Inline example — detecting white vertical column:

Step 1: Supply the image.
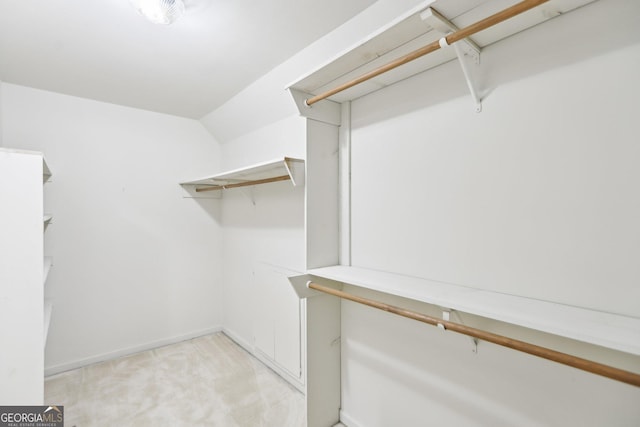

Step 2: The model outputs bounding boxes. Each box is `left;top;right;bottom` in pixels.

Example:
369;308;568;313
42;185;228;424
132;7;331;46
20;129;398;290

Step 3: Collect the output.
338;102;351;266
306;119;339;269
305;119;341;427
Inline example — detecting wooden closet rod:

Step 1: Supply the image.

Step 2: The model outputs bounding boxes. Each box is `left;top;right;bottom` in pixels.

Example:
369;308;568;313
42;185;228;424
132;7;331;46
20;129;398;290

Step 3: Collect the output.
305;0;549;106
307;281;640;387
195;175;291;192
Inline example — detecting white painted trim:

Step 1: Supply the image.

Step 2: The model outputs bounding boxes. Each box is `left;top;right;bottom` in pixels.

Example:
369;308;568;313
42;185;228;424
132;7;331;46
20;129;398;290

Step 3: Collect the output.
339;410;363;427
223;328;306;394
220;327;254;354
44;326;223;377
288;89;341;126
254;349;305;393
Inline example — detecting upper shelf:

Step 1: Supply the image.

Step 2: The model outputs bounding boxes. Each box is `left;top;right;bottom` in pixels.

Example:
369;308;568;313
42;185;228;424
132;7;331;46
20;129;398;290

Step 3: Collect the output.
300;265;640;356
0;148;52;182
180;157;305;196
287;0;596;108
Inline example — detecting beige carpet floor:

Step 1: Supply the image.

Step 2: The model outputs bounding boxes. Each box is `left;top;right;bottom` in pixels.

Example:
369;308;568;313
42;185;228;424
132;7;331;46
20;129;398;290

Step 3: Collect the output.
44;332;306;426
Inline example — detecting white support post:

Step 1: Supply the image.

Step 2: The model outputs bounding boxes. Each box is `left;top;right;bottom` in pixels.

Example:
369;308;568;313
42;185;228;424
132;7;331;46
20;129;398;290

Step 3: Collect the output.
338;101;351;266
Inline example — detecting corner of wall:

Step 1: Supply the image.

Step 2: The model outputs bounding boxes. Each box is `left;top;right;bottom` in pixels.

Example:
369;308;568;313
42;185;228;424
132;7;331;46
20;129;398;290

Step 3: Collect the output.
199;0;427;144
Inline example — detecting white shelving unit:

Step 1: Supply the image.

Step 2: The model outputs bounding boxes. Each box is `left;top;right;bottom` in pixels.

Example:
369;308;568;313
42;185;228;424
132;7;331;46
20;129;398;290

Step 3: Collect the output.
181;156;309;392
0;148;51;404
284;3;634;425
180;157;304;197
302;265;640;356
288;0;596;115
42;160;53;349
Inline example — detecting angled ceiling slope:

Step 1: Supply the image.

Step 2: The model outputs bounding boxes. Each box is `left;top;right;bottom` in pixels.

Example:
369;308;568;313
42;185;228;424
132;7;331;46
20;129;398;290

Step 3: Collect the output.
0;0;377;118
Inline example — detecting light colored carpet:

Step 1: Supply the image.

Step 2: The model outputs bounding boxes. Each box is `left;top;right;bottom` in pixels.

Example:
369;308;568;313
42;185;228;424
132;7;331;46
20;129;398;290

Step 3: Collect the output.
45;332;306;426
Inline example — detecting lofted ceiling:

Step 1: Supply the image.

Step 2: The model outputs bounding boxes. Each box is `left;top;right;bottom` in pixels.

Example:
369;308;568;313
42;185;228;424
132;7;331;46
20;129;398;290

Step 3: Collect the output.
0;0;377;118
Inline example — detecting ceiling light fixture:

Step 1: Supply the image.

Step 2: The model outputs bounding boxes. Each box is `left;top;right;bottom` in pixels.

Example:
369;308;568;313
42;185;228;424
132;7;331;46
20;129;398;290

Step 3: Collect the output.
130;0;185;25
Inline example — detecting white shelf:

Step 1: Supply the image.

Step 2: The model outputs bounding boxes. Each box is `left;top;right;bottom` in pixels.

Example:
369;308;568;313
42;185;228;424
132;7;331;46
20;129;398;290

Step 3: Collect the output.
43;214;53;227
43;257;53;285
0;147;51;182
306;265;640;356
288;0;595;105
44;302;53;346
42;158;51;183
180;157;304;194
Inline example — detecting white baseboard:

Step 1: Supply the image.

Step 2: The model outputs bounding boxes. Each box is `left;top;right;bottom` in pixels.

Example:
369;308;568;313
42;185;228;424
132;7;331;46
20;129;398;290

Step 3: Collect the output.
339;410;362;427
222;328;305;394
253;348;305;393
44;326;223;377
220;327;254;355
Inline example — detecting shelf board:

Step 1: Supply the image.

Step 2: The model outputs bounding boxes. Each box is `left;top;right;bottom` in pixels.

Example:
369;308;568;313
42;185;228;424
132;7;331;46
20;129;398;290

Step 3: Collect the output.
43;257;53;285
288;0;596;105
180;157;304;196
0;147;52;181
306;265;640;356
44;302;53;346
42;157;52;183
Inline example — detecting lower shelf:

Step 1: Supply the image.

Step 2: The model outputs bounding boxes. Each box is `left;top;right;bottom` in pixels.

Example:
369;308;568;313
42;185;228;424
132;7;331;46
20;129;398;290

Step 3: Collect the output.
44;302;53;346
306;265;640;356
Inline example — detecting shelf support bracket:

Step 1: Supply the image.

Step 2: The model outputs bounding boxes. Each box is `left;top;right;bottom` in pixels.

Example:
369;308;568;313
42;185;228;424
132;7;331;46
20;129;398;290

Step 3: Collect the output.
439;309;478;353
452;41;482;113
452;309;479;353
239;187;256;206
422;7;483;112
437;309;450;331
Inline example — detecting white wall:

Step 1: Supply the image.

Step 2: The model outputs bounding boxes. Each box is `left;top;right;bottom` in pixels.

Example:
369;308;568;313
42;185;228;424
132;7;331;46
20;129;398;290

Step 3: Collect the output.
343;0;640;425
199;0;430;361
220;115;306;381
350;0;640;317
200;1;429;362
1;83;223;374
200;0;428;143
